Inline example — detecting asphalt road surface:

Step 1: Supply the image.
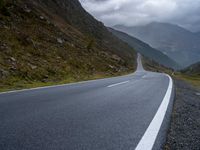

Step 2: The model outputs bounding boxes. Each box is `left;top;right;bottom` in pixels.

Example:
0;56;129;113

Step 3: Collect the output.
0;55;174;150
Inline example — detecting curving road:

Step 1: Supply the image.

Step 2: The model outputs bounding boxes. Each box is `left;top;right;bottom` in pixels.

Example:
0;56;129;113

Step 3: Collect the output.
0;54;174;150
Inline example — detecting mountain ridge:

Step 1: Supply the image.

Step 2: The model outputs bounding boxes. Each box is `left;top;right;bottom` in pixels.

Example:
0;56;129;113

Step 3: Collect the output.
109;28;180;70
181;61;200;75
114;22;200;67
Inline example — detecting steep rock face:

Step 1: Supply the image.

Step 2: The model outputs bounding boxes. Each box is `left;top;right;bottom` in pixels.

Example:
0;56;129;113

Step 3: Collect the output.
0;0;136;90
114;22;200;67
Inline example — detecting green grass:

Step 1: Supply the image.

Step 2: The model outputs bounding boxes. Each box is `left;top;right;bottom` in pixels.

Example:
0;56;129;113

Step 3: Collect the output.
174;73;200;89
0;71;133;93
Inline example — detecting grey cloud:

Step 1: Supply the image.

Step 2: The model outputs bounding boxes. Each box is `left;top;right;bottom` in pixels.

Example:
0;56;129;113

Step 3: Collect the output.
80;0;200;31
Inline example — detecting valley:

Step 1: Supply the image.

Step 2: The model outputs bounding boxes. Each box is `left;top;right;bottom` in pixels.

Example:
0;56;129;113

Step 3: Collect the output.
114;22;200;67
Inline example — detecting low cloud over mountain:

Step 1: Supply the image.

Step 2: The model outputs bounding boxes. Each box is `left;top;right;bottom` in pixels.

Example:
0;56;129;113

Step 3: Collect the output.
80;0;200;32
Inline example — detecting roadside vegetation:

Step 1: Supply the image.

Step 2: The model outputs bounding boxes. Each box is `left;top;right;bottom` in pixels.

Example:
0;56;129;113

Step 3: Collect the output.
173;73;200;89
177;62;200;89
0;72;133;92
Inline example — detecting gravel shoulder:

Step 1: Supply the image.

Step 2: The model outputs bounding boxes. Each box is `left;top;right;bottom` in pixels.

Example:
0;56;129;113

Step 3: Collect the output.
165;79;200;150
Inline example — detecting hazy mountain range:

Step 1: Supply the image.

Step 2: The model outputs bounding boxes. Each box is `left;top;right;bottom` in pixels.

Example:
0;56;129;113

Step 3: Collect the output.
109;28;180;70
114;22;200;67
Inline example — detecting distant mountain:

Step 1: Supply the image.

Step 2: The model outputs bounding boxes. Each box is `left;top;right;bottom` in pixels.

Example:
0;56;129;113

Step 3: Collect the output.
0;0;136;89
114;22;200;67
181;62;200;75
109;28;180;70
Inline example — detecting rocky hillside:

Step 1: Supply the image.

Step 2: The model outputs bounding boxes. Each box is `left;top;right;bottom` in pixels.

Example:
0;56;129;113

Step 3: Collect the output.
114;22;200;67
0;0;136;91
109;28;180;70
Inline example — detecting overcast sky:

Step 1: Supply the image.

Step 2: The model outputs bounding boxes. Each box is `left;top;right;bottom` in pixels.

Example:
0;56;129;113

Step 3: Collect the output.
79;0;200;32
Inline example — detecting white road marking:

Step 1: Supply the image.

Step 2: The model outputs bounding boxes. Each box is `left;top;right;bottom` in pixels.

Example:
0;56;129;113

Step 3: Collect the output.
135;74;173;150
0;73;136;95
107;81;130;88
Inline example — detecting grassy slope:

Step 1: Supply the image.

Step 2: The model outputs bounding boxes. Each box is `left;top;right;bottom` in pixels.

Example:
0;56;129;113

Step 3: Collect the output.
174;74;200;89
178;62;200;89
0;0;136;92
32;0;136;62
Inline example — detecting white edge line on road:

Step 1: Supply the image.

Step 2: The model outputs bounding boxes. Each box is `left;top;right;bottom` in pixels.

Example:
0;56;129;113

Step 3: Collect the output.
135;74;173;150
0;79;105;95
0;73;135;95
107;81;130;88
0;79;112;95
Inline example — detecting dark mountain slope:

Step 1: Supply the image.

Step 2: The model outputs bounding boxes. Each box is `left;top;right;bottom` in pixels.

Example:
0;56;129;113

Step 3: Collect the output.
109;28;180;70
114;22;200;67
30;0;135;61
181;62;200;75
0;0;136;91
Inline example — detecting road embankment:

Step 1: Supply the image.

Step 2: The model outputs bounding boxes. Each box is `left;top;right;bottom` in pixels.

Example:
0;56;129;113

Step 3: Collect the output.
165;79;200;150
